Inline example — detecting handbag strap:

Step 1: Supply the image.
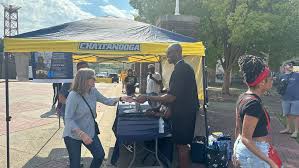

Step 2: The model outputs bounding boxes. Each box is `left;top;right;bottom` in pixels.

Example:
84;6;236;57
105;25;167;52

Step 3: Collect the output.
81;95;96;120
263;107;271;132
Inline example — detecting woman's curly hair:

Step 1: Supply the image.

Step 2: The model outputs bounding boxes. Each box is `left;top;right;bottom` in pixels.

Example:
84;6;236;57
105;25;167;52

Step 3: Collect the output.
238;55;266;85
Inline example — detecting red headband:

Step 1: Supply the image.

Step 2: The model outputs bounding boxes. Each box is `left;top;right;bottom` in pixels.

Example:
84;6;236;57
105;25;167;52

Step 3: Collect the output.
247;67;271;86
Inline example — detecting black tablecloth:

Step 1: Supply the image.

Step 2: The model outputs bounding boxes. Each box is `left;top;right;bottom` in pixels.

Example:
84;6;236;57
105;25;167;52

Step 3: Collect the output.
110;102;172;166
113;102;171;142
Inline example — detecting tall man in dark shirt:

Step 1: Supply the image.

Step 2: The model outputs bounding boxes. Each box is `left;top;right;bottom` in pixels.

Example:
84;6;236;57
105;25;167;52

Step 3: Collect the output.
136;44;199;168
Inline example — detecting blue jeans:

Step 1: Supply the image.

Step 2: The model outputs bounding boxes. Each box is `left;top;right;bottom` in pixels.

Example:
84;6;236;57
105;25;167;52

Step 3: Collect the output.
234;136;270;168
64;136;105;168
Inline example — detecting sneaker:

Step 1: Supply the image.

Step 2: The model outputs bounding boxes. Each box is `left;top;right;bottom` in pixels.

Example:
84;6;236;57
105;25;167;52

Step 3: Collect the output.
279;129;292;134
291;132;298;138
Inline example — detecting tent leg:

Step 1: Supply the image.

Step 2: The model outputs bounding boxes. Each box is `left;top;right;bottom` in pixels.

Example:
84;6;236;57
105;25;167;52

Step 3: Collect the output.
202;57;209;167
5;52;11;168
58;112;61;129
202;57;209;142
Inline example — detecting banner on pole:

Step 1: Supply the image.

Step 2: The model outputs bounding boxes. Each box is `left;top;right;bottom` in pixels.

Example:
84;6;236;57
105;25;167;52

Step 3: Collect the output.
32;52;73;83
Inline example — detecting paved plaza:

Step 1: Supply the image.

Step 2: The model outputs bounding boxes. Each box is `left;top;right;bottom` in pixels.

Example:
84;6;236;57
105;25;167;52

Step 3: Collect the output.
0;82;299;168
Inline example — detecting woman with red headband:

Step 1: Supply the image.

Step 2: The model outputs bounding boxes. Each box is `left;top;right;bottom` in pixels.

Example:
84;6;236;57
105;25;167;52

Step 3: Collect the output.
233;55;279;168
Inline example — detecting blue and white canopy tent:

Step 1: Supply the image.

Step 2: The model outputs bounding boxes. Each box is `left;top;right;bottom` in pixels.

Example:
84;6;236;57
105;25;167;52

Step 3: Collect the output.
3;16;208;167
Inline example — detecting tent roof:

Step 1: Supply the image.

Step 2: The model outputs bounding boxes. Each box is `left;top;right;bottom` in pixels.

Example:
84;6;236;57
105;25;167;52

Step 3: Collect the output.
13;17;197;43
4;17;205;57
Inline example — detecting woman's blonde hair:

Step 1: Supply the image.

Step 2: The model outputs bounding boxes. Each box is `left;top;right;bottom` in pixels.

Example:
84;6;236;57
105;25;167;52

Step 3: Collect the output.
72;68;95;95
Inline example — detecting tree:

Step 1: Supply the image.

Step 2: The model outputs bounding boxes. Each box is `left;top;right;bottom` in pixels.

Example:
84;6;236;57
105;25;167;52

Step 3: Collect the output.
130;0;299;94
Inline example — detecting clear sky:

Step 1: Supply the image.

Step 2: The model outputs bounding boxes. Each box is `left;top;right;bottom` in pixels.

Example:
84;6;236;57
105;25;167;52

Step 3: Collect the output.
0;0;136;36
78;0;135;18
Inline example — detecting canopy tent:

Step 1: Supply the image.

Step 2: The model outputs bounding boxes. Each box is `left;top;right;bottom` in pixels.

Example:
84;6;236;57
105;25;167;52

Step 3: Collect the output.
4;17;204;55
3;16;208;168
4;16;205;97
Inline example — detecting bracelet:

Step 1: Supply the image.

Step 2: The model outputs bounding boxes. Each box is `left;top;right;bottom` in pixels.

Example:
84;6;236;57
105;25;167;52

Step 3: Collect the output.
119;97;122;101
78;131;84;138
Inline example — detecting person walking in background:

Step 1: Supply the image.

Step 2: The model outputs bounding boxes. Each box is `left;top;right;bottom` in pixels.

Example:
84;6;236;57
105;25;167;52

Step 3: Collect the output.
120;70;127;93
58;61;89;122
136;44;199;168
279;61;299;138
146;64;162;95
63;68;132;168
124;69;137;96
52;83;62;109
234;55;279;168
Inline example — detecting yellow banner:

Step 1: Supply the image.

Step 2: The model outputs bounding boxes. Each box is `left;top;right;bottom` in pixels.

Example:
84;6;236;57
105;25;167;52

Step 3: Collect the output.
4;38;205;57
4;38;206;99
73;55;160;63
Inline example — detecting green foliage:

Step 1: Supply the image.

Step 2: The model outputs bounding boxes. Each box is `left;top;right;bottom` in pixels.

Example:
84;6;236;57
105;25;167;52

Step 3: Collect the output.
0;38;3;52
130;0;298;69
130;0;175;23
130;0;299;93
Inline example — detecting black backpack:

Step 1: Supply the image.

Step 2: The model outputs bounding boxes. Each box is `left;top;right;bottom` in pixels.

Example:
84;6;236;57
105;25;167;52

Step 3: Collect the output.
276;73;293;95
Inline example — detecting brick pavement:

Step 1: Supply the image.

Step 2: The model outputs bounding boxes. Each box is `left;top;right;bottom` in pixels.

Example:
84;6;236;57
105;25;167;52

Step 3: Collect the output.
266;97;299;168
1;82;299;167
0;82;120;168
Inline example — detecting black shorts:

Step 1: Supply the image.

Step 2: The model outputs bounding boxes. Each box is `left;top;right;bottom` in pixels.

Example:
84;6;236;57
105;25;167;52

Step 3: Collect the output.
171;111;196;145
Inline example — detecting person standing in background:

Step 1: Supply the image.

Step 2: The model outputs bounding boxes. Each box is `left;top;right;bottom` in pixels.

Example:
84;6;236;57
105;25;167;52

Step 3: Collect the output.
52;83;62;109
120;70;127;93
124;69;137;96
279;61;299;138
146;64;162;95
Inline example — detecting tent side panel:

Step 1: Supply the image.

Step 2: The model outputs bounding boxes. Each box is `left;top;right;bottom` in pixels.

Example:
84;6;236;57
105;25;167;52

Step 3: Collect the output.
161;56;204;100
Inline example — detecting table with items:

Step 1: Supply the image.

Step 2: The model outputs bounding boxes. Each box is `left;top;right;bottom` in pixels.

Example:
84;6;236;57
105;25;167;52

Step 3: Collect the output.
111;101;172;168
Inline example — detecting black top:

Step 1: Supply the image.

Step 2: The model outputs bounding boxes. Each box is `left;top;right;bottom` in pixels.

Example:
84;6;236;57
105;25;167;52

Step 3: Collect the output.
124;75;137;85
168;60;199;116
167;60;199;144
238;94;268;138
125;75;137;95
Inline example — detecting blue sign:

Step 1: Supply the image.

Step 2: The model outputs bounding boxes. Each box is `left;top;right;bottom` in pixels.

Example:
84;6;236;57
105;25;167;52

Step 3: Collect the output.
32;52;73;83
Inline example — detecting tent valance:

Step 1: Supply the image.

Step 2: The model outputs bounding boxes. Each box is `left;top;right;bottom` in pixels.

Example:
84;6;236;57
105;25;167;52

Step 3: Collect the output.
4;38;205;57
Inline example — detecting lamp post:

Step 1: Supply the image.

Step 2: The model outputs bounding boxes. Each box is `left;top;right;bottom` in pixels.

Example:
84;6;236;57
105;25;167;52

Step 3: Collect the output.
175;0;180;15
2;3;21;168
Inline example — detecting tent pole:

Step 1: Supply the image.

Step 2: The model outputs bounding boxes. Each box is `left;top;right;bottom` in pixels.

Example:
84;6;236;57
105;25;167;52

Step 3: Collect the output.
202;57;209;144
5;52;11;168
159;56;163;90
159;56;162;79
139;62;142;93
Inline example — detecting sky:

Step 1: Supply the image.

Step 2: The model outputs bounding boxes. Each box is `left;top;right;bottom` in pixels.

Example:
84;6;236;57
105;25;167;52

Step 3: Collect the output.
0;0;136;37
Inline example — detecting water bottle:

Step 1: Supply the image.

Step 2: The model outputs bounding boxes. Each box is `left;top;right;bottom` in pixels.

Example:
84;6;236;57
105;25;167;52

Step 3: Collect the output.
135;102;141;112
159;117;164;133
